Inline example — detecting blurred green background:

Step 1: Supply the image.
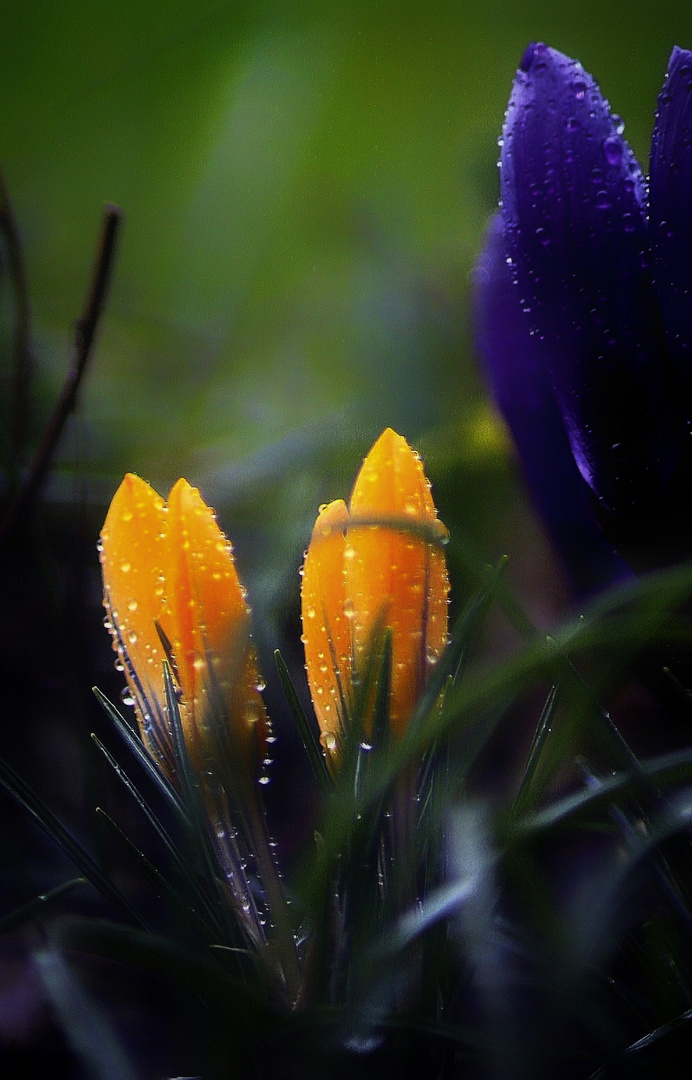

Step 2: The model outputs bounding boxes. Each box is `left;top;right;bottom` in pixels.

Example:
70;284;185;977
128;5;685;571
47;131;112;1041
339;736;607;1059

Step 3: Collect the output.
2;0;692;600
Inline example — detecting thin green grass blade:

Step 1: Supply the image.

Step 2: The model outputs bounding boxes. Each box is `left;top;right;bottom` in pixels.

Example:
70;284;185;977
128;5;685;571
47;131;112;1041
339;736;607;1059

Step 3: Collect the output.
198;636;303;1001
511;683;560;817
0;877;86;934
92;686;188;824
91;734;186;870
0;755;146;927
274;648;332;795
90;734;224;936
162;661;262;954
511;746;692;838
576;758;692;940
162;663;225;882
369;628;392;758
587;1007;692;1080
95;808;222;946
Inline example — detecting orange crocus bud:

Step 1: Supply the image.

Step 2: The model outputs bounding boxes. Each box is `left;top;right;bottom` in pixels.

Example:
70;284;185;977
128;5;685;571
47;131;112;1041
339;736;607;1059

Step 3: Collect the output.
301;428;449;760
300;499;352;760
100;474;267;778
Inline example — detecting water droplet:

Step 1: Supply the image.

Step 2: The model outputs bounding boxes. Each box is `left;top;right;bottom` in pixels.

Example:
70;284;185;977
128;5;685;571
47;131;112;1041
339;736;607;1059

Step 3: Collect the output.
573;80;587;100
320;730;337;753
305;606;316;620
603;137;622;165
127;631;138;645
595;189;611;210
120;687;135;707
519;41;546;73
127;599;138;612
120;561;131;574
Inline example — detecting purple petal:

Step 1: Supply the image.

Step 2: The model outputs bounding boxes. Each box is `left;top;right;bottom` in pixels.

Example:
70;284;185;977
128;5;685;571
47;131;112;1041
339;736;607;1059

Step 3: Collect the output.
474;215;630;595
501;43;678;519
650;47;692;387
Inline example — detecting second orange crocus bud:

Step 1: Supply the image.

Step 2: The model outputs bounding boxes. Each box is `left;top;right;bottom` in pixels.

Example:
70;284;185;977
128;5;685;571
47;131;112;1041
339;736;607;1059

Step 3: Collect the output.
99;474;267;778
301;428;450;761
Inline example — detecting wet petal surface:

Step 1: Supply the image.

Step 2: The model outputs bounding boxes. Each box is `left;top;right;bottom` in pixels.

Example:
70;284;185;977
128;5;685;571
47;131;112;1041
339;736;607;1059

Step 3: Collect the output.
347;428;449;736
501;43;677;516
301;499;351;759
650;46;692;401
474;215;630;595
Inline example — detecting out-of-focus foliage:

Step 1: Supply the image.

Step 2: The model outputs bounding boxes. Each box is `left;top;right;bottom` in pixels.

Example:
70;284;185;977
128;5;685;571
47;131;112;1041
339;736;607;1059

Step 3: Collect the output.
3;1;690;553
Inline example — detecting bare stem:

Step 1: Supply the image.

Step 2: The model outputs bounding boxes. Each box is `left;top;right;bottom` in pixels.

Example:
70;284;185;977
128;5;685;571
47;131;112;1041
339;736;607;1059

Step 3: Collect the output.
0;203;122;546
0;170;33;471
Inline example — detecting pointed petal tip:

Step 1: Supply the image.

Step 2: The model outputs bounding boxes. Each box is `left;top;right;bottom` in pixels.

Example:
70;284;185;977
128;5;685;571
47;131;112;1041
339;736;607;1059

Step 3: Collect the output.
370;426;405;452
518;41;546;73
102;473;164;536
669;45;692;72
167;476;198;509
313;499;349;537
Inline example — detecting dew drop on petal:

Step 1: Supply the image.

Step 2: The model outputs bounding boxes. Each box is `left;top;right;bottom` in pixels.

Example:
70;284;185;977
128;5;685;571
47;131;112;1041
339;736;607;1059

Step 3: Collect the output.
320;730;337;753
603;136;623;166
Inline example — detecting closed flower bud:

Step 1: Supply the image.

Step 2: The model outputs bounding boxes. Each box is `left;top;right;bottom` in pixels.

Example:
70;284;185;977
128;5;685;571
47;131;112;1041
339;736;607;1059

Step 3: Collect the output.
100;474;267;778
301;428;449;762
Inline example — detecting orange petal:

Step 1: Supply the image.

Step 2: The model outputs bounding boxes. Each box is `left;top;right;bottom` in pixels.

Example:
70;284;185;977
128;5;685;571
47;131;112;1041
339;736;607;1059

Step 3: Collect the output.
301;499;351;759
99;474;172;766
347;428;449;736
162;479;267;765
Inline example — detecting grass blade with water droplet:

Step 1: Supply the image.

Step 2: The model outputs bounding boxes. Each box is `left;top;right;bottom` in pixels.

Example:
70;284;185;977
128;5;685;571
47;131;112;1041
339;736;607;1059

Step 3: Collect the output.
511;683;560;817
0;877;86;934
95;807;223;947
274;648;332;795
93;686;188;824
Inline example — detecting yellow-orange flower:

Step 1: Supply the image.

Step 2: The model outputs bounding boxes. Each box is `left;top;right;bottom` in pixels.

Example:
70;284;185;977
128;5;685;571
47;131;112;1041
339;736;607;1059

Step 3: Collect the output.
301;428;449;760
99;474;267;777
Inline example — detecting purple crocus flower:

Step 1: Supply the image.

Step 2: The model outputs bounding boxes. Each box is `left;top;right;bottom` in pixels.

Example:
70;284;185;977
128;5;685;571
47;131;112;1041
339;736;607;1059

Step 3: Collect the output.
475;214;631;595
475;43;692;575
